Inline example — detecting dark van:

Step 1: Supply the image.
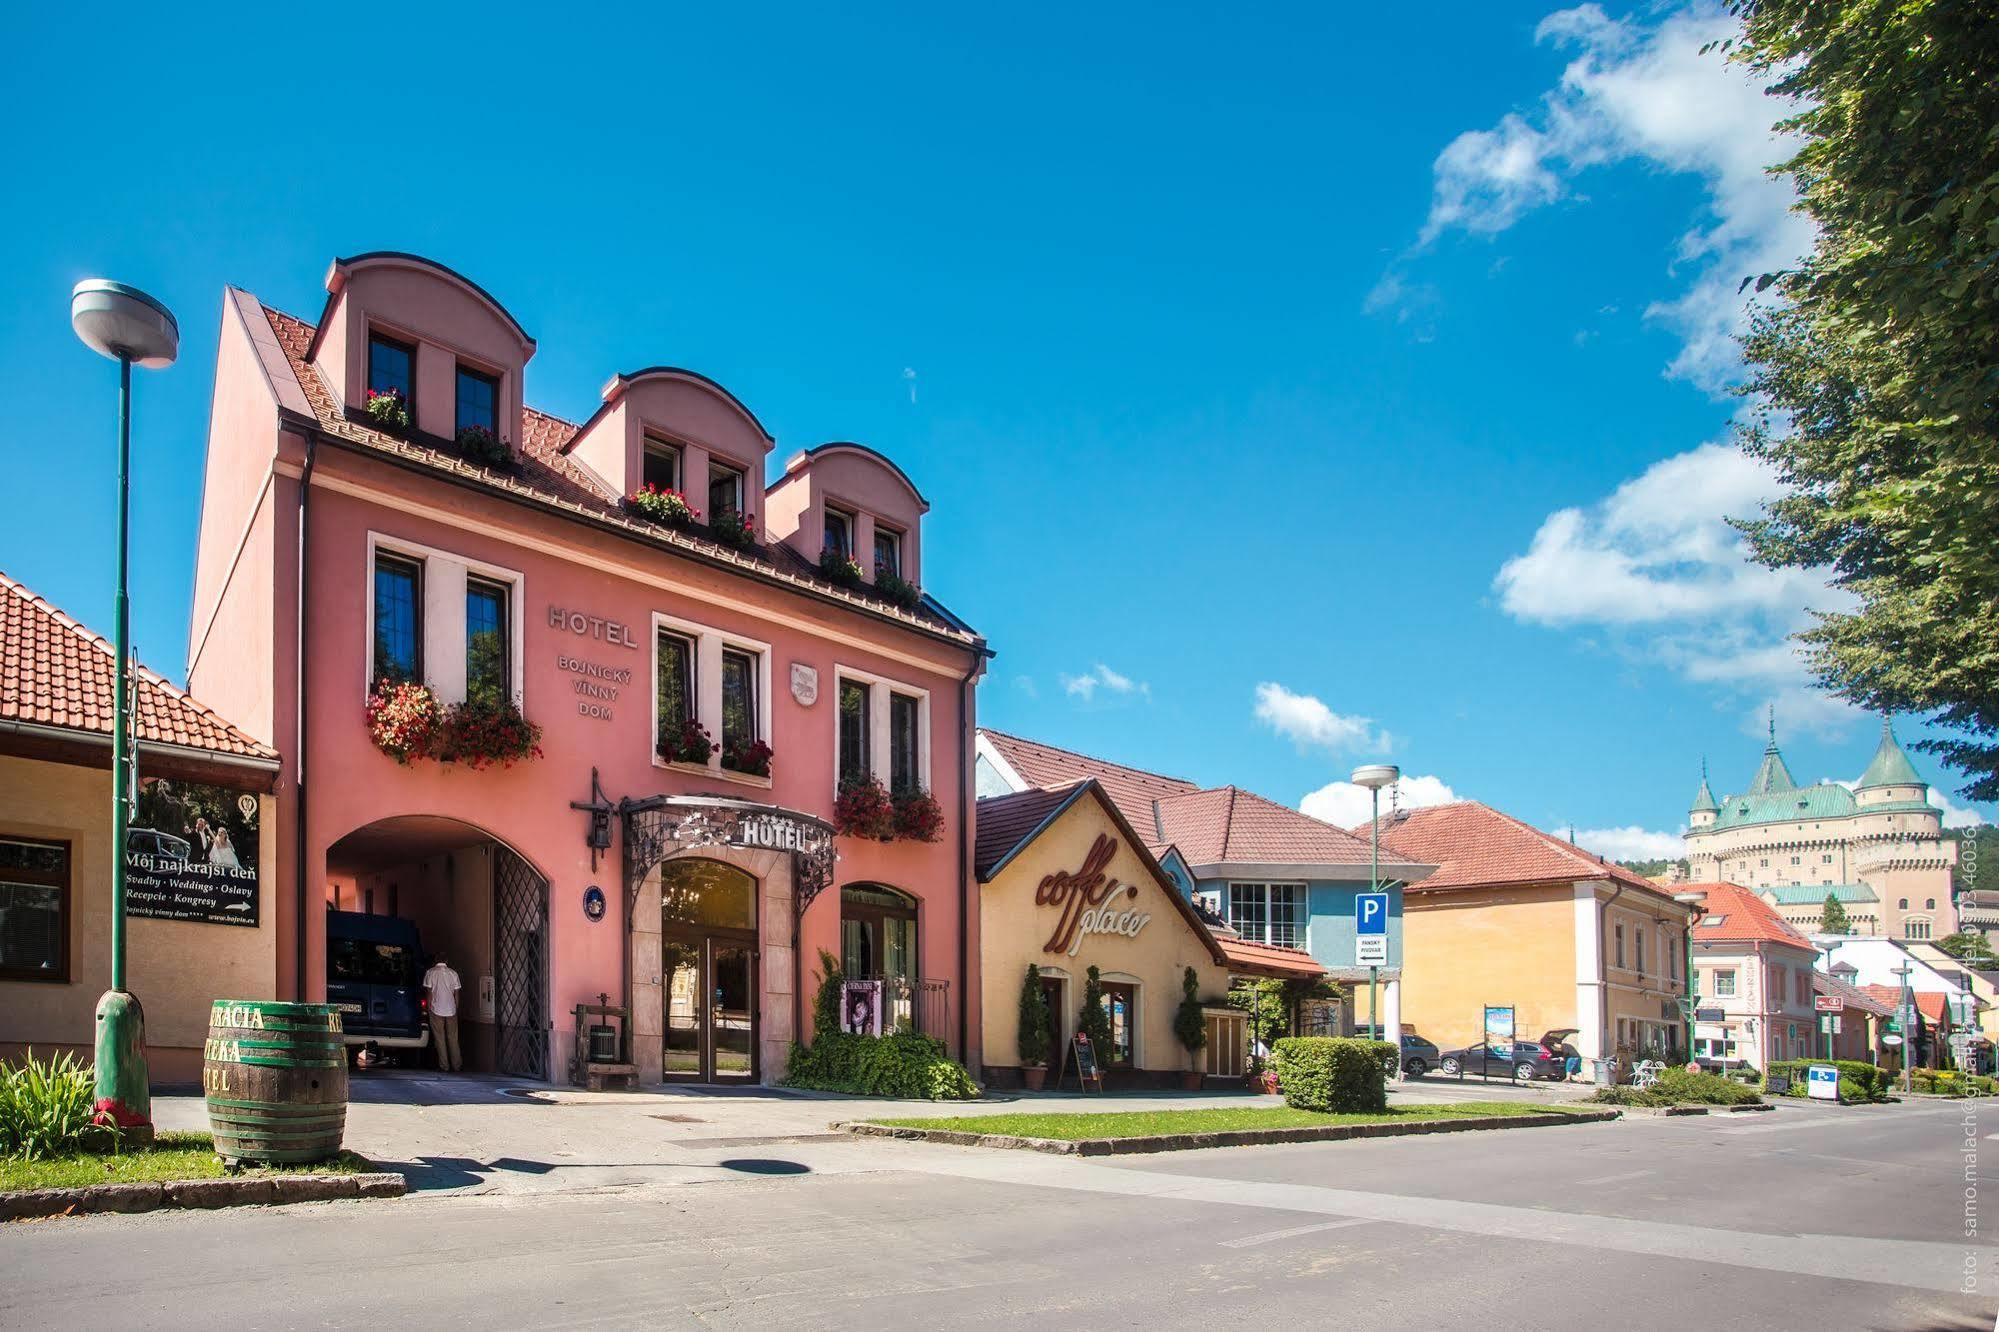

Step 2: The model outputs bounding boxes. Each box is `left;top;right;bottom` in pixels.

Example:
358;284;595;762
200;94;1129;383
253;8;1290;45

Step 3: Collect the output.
326;910;429;1063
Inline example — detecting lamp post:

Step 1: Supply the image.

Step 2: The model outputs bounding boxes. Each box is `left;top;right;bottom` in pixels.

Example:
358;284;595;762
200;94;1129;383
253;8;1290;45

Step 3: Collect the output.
1674;892;1704;1065
1892;960;1916;1093
1352;764;1398;1043
70;279;178;1144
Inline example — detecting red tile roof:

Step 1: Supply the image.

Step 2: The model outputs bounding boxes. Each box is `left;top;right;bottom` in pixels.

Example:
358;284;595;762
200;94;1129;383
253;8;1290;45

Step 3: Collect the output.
1153;786;1381;866
1364;800;1669;896
979;729;1197;831
1815;971;1893;1017
1861;985;1954;1023
0;571;274;761
1684;882;1817;949
1214;934;1327;980
974;783;1087;879
258;305;979;647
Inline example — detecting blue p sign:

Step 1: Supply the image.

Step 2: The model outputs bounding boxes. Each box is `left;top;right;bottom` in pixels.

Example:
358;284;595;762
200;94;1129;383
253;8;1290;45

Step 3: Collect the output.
1356;892;1388;936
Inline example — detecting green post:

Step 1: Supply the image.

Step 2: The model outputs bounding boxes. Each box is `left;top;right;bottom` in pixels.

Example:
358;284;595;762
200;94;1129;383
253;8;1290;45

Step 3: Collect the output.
1369;785;1380;1040
1683;925;1695;1061
92;353;151;1142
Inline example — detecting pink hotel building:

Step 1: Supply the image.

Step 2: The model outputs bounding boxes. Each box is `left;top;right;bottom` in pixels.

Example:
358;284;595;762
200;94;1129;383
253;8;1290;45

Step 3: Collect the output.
189;252;988;1084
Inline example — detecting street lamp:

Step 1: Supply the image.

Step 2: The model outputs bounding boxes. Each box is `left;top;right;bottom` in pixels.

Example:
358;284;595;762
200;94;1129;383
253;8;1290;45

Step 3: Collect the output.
71;279;178;1144
1352;764;1398;1044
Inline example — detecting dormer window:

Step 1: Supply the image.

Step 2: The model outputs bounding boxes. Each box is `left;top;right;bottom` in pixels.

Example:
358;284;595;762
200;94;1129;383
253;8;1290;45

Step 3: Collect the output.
824;507;855;558
708;461;745;519
642;437;681;494
873;526;902;578
455;364;499;435
368;332;415;405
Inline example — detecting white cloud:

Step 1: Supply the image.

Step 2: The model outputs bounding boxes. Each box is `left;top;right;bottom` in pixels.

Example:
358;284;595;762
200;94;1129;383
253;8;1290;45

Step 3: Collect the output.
1929;788;1985;831
1404;2;1814;392
1061;663;1149;703
1254;683;1386;752
1567;824;1685;861
1301;773;1459;829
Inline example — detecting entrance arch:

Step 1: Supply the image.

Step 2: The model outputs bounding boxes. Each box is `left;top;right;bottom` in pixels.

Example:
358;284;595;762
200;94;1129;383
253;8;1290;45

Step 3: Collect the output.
324;815;551;1080
658;858;759;1083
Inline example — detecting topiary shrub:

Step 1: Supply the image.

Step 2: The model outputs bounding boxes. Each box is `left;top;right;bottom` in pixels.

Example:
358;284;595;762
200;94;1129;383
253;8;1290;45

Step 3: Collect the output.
1077;966;1114;1062
1018;963;1053;1066
1270;1037;1395;1113
1173;966;1208;1063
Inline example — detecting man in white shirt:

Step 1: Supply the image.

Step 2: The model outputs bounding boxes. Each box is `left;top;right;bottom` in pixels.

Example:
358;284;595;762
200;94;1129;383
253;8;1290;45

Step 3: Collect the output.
423;955;463;1072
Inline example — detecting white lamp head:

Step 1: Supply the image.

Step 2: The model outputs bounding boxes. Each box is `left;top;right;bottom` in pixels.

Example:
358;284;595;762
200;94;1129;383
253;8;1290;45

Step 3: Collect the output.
1350;764;1399;791
71;279;178;368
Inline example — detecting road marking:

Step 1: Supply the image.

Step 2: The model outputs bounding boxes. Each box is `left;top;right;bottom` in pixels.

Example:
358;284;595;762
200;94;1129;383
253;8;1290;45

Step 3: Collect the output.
1718;1105;1963;1137
1576;1169;1652;1186
1218;1218;1371;1248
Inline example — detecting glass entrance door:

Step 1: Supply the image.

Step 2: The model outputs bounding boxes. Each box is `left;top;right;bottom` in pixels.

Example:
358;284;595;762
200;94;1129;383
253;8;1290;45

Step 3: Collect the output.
662;933;758;1083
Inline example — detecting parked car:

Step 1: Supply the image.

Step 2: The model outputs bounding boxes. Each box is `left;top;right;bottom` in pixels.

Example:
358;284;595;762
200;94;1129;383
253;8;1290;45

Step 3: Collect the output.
1400;1033;1441;1076
1438;1040;1567;1081
326;910;429;1065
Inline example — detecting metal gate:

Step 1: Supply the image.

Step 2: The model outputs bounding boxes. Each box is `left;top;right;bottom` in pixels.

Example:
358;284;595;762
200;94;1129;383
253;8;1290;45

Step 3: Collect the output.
493;845;549;1079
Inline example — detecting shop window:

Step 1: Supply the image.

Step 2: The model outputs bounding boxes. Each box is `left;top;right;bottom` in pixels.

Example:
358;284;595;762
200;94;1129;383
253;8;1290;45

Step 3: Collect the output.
642;438;681;494
0;837;68;983
824;507;854;559
708;461;745;521
659;858;756;931
1714;968;1737;997
464;576;510;706
719;648;759;770
367;331;414;406
371;552;422;685
873;526;901;578
838;679;870;785
656;630;694;744
889;692;920;794
840;883;917;981
1101;982;1136;1065
455;364;499;435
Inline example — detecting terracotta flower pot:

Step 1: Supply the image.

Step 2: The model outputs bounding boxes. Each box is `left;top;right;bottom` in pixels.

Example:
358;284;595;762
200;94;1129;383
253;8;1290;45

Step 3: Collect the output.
1181;1071;1205;1091
1022;1066;1047;1091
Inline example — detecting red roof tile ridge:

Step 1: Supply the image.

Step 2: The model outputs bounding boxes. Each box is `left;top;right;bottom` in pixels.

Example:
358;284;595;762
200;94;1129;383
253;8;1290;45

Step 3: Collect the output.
979;727;1198;789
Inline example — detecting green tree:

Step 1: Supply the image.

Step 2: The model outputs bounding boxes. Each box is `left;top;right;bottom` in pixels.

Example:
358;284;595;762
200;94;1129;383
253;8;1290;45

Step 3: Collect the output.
1723;0;1999;801
1173;966;1209;1062
1819;894;1851;936
1934;932;1995;962
1016;964;1053;1066
1076;965;1113;1060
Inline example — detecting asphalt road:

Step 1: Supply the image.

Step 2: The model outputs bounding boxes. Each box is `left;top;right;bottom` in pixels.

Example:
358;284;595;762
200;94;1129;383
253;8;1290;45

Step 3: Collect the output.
2;1096;1993;1331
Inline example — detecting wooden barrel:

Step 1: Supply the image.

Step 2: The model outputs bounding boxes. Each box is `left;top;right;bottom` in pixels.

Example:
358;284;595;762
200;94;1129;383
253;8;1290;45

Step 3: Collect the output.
203;1000;348;1165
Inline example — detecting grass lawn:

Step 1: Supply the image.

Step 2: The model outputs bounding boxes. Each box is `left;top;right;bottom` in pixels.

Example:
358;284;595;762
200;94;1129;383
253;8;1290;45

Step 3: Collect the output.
867;1101;1575;1141
2;1131;373;1193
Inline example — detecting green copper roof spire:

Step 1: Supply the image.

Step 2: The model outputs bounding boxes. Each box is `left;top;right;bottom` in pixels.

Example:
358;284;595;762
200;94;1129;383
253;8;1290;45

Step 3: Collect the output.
1691;756;1719;813
1747;709;1797;794
1858;714;1924;789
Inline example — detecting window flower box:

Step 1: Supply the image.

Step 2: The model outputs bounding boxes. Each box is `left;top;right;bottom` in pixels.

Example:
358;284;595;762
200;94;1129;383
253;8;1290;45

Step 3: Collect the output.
659;718;715;765
366;678;440;764
709;507;758;551
455;424;511;468
364;388;410;433
366;682;541;768
723;738;774;778
892;786;944;842
628;484;699;529
834;776;896;840
819;547;865;588
874;564;923;611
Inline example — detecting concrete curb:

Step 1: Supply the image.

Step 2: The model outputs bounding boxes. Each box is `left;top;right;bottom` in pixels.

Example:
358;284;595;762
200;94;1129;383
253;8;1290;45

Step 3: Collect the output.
0;1172;405;1222
834;1108;1621;1156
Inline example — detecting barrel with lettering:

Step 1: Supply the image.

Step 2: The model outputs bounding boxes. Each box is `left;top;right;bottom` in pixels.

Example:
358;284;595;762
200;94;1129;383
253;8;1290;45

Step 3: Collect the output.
203;1000;348;1165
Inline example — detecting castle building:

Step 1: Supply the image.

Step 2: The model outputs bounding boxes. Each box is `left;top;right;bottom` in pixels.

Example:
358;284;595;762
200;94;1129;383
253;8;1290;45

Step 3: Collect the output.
1683;719;1958;942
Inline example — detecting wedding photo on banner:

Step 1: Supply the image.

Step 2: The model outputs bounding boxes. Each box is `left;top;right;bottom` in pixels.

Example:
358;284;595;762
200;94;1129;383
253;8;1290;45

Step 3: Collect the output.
126;777;261;927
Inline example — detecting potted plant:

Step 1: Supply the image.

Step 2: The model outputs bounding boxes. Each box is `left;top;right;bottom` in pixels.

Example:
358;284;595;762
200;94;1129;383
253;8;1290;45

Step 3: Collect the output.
363;388;410;432
365;678;440;764
658;718;714;765
874;563;923;611
627;484;698;528
819;546;865;588
892;785;944;842
1174;966;1208;1090
455;424;510;468
709;506;758;551
723;738;774;778
833;775;895;839
1018;963;1053;1091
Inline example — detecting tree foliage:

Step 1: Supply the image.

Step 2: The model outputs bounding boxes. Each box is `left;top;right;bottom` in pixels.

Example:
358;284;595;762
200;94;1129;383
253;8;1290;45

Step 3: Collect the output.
1725;0;1999;801
1819;893;1851;935
1934;931;1995;962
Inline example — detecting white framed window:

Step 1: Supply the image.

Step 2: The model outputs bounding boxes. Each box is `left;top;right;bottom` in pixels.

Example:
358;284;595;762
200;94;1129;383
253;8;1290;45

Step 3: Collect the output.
707;460;745;519
833;666;931;795
873;525;902;578
641;436;681;494
652;612;771;782
1227;883;1306;949
824;506;855;558
1905;917;1933;941
364;532;524;708
1713;968;1737;997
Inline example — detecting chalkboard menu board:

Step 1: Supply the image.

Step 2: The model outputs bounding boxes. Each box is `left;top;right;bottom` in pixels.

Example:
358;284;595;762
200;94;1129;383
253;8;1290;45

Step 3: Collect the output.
1065;1032;1103;1092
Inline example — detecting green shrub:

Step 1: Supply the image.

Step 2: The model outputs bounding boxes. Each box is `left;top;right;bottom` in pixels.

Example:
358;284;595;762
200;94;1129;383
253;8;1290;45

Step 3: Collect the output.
1648;1068;1763;1106
0;1050;117;1160
1017;964;1053;1066
1077;966;1113;1061
1270;1037;1395;1113
1765;1059;1890;1102
784;1031;980;1100
1838;1077;1869;1103
812;949;843;1041
1173;967;1208;1060
1587;1086;1654;1107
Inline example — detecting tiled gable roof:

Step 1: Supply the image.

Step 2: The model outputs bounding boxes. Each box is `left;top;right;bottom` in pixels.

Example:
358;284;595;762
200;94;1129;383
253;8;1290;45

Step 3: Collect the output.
1815;970;1893;1017
1152;786;1381;867
259;305;980;647
1363;800;1664;895
0;571;273;760
1861;985;1954;1023
974;783;1086;879
978;729;1197;831
1684;882;1816;948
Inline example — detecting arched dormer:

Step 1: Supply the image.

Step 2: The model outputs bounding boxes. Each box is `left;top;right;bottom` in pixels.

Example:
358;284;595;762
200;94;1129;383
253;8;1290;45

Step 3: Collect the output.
765;442;930;589
308;252;535;450
562;368;774;529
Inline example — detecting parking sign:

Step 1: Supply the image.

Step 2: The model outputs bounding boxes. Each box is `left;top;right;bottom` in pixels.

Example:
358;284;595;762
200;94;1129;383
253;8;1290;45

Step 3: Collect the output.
1355;892;1388;965
1806;1064;1839;1101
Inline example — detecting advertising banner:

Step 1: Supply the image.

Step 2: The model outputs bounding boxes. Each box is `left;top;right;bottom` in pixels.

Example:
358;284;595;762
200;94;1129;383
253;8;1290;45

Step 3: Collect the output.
1483;1005;1515;1055
125;778;260;927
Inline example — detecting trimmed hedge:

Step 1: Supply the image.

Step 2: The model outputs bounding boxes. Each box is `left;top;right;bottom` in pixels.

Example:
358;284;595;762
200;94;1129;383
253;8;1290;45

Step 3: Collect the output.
783;1031;980;1100
1591;1068;1763;1108
1270;1037;1397;1113
1764;1059;1890;1103
1910;1068;1999;1097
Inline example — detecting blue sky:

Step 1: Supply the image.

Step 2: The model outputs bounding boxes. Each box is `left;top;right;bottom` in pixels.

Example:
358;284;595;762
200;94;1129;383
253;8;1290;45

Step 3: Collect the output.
3;2;1989;847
